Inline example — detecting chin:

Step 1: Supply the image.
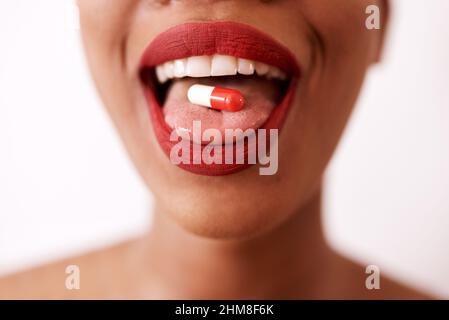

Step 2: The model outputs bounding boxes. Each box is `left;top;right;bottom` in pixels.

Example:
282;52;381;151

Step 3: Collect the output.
151;168;302;240
167;200;290;240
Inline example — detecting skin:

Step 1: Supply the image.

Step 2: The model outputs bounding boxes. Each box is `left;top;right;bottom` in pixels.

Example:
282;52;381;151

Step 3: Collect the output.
0;0;430;299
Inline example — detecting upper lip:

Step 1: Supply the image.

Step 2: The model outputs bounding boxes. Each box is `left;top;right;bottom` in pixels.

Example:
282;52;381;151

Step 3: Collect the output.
139;21;300;76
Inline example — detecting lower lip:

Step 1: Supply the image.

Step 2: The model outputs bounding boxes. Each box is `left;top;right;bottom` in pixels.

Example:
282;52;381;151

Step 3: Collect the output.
142;79;298;176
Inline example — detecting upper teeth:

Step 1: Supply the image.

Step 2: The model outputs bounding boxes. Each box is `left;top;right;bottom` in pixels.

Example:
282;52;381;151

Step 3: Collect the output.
155;54;287;84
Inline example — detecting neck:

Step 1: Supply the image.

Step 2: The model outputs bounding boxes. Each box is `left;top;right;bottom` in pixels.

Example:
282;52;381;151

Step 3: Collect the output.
144;190;333;299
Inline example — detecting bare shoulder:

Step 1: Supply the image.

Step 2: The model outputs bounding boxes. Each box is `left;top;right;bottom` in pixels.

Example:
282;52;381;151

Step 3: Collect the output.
0;239;142;299
329;253;434;300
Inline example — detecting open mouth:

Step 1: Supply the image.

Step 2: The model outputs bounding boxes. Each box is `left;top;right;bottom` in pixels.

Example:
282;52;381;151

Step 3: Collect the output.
139;21;300;176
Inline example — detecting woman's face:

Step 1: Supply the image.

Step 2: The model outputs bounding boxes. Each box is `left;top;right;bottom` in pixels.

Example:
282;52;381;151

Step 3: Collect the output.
77;0;385;238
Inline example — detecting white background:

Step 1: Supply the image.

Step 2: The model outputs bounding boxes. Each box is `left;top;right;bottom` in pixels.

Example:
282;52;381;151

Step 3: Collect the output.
0;0;448;298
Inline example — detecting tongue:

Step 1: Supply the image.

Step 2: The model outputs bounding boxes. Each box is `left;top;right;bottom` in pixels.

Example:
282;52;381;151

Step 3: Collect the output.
163;76;281;143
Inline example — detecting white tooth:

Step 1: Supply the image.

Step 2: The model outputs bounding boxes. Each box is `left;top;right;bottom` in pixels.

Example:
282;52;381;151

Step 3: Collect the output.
273;67;287;80
237;58;255;75
255;62;270;76
278;70;287;80
186;56;211;77
267;67;287;80
163;61;174;79
155;65;168;84
173;58;187;78
266;67;277;79
211;55;237;76
266;67;278;79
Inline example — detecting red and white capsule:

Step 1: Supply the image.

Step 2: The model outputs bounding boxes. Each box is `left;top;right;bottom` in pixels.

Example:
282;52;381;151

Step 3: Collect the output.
187;84;245;112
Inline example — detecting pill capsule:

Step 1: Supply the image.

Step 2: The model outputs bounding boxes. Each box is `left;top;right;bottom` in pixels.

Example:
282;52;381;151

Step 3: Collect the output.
187;84;245;112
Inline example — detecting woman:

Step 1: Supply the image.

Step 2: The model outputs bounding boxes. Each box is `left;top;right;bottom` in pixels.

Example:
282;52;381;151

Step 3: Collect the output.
0;0;428;299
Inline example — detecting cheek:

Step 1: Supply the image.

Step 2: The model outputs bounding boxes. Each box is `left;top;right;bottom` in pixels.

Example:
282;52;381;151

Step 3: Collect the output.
78;1;170;192
77;1;142;123
301;0;381;63
77;0;138;80
273;1;380;200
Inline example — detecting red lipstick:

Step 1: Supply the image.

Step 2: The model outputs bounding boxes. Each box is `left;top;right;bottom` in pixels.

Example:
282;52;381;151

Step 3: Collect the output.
139;21;300;176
